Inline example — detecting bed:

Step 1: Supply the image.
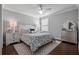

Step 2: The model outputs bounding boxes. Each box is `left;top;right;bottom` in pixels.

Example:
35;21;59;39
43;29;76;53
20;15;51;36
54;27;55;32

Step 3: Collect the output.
21;32;53;52
19;24;53;52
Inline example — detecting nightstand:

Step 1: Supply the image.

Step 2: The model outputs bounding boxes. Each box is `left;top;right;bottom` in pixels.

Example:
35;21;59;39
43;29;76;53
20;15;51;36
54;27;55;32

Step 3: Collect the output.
6;31;20;45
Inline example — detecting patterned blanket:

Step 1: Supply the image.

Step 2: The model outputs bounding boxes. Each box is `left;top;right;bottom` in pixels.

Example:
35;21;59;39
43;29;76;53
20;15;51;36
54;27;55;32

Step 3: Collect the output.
21;32;53;51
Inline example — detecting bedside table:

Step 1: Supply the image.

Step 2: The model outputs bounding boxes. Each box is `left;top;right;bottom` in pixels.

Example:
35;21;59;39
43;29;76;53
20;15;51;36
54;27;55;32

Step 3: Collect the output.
6;31;20;45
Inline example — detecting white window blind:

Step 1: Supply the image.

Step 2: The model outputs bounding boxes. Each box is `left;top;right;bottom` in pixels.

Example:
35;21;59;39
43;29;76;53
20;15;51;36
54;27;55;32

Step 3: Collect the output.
41;18;48;31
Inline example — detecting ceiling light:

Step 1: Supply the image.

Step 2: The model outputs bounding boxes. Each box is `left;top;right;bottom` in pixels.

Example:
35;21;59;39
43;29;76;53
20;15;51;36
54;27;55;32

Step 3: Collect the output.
39;10;43;14
38;4;43;14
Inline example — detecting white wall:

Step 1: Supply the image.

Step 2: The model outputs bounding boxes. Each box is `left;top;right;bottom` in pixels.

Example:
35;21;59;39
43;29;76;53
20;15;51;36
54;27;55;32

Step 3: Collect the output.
0;5;2;55
49;8;78;40
3;9;39;33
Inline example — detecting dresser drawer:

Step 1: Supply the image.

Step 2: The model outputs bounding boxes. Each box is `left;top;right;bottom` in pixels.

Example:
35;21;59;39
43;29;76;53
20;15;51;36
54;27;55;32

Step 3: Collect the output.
61;31;77;44
6;32;20;45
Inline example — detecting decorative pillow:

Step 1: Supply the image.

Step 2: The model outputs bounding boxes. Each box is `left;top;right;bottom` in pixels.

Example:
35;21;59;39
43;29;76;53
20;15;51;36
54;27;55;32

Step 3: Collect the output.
21;29;30;34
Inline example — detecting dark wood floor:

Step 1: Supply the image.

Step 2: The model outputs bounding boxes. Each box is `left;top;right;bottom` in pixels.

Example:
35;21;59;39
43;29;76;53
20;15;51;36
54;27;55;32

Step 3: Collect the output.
2;44;18;55
2;41;78;55
49;42;78;55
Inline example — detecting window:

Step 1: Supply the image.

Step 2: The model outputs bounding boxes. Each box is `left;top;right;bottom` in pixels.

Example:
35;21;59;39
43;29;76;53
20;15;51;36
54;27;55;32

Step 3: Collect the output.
41;18;48;31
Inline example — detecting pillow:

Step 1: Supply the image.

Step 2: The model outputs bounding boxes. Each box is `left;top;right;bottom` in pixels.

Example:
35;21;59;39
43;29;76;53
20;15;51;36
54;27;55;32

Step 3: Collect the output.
21;29;30;34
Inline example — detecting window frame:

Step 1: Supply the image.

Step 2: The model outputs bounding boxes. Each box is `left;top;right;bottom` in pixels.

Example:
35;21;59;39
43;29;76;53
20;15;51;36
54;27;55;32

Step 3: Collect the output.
40;18;49;31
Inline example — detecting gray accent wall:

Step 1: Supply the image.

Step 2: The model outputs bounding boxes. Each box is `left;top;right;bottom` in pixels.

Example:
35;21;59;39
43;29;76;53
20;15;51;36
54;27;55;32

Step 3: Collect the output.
3;9;38;33
49;8;78;40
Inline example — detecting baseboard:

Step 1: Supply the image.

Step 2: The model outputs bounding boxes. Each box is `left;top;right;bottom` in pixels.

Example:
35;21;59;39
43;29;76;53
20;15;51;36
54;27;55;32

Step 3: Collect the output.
62;41;77;45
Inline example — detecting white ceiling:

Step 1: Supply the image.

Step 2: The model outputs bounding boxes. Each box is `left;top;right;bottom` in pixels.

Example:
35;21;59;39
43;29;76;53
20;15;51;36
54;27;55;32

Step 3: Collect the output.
3;4;77;18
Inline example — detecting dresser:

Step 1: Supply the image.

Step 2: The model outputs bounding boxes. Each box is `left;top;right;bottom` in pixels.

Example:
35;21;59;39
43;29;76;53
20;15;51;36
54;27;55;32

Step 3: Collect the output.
6;31;20;45
61;31;77;44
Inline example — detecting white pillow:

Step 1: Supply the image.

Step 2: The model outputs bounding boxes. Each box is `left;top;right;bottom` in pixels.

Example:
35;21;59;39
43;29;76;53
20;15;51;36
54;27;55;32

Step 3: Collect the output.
21;29;30;34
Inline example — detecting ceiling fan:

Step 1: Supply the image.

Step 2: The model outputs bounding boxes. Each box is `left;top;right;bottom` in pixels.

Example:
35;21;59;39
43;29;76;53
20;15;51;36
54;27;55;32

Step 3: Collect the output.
38;4;52;14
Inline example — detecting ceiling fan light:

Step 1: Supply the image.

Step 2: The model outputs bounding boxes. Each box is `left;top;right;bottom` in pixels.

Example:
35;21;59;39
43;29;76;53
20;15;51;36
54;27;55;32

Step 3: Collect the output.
39;10;43;14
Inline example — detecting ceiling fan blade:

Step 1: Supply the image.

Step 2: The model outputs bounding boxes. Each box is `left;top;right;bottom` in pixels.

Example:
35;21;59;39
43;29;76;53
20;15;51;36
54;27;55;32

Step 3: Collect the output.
46;8;52;10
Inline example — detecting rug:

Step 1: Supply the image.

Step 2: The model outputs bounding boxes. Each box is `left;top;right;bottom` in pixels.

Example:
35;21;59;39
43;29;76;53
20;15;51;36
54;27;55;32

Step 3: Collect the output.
14;41;61;55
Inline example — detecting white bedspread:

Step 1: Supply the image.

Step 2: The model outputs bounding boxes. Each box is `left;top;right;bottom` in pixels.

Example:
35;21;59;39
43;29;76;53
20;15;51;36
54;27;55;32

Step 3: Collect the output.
21;32;52;52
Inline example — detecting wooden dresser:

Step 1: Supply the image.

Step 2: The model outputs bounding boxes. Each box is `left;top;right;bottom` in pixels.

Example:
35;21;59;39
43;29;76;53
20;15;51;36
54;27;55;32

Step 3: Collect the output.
61;31;77;44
